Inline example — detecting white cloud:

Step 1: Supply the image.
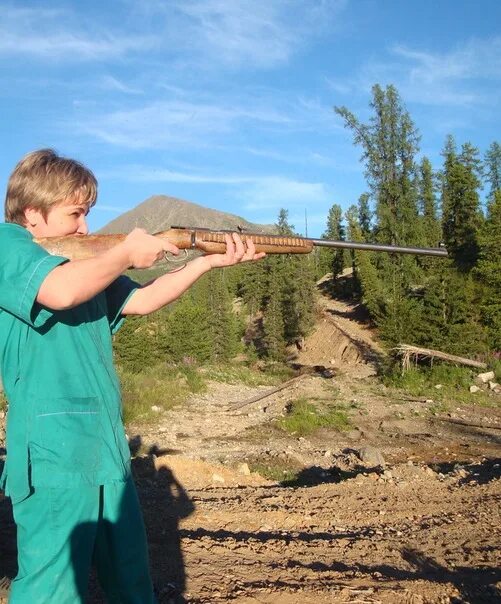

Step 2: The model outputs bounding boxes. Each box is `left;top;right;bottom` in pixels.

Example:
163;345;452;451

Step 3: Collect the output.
99;76;143;95
100;163;330;211
0;5;155;60
0;1;346;69
131;0;346;70
241;176;331;210
171;0;294;68
73;100;293;149
329;36;501;108
104;165;251;184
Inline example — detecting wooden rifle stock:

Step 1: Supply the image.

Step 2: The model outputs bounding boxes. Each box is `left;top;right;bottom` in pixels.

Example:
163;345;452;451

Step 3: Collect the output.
35;225;447;261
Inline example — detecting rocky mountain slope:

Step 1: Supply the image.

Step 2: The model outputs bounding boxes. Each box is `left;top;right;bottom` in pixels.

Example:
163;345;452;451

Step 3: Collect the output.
98;195;274;235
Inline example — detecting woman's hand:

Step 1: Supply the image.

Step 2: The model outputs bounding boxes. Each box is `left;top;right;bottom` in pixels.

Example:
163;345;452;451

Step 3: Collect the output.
122;228;180;268
204;233;266;269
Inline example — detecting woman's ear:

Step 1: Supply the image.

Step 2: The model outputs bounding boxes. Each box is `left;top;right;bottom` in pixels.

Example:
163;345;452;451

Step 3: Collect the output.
24;207;43;231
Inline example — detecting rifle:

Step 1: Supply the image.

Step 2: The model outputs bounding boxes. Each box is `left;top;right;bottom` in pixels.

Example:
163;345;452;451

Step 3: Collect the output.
35;225;448;261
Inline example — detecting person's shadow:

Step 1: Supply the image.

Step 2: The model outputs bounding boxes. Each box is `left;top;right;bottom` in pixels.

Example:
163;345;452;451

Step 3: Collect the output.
130;437;195;603
69;436;195;603
0;450;16;597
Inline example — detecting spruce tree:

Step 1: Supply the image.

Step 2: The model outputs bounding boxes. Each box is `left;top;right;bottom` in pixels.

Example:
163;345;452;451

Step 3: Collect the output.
162;293;212;362
418;157;441;248
358;193;372;240
206;269;241;361
262;265;287;361
316;203;346;279
335;84;423;344
484;142;501;205
441;140;484;269
475;190;501;350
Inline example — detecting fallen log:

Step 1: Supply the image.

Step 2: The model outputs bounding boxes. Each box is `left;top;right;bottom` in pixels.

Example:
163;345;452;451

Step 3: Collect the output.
394;344;487;371
434;416;501;431
225;374;306;412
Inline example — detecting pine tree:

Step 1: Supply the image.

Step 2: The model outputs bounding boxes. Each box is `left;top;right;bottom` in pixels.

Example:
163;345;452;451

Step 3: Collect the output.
113;313;164;373
475;190;501;350
418;156;441;247
335;84;423;344
358;193;372;240
206;270;241;361
316;203;346;279
162;293;212;362
484;142;501;205
262;266;286;361
276;208;294;235
441;140;484;269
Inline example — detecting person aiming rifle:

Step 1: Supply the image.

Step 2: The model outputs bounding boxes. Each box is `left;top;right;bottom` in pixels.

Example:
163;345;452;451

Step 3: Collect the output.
0;149;265;604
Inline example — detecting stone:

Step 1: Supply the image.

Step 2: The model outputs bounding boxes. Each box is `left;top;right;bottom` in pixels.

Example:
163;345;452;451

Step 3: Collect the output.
356;445;385;468
238;463;251;476
476;371;495;384
469;385;481;393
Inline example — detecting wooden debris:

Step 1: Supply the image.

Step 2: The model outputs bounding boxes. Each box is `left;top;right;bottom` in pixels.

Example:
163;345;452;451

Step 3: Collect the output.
394;344;487;371
225;375;306;411
434;417;501;431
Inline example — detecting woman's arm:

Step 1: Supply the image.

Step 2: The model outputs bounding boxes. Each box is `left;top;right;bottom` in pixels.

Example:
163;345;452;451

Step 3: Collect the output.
37;229;179;310
122;233;265;315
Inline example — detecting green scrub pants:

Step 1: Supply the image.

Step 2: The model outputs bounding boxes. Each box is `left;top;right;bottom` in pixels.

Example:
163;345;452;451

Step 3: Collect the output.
9;477;157;603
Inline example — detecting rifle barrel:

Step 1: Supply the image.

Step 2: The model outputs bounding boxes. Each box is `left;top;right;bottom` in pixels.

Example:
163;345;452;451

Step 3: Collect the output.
310;238;448;257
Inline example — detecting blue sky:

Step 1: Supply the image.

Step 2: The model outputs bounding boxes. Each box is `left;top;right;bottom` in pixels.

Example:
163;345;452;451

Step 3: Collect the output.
1;0;500;237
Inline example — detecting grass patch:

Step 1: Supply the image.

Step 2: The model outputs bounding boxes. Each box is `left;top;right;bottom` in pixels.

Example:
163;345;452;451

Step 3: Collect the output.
383;365;499;408
119;363;207;425
246;455;303;482
202;362;294;386
277;397;351;436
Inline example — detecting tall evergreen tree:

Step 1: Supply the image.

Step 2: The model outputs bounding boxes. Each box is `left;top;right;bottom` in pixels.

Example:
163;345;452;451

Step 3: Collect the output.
441;140;484;269
335;84;423;344
475;190;501;350
335;84;421;247
205;270;241;361
262;265;287;361
316;203;346;279
358;193;372;240
162;293;212;362
484;142;501;205
418;157;441;247
276;208;294;235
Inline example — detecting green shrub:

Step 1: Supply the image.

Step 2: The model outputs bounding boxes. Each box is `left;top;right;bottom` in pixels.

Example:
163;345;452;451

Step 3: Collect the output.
383;364;498;406
118;363;207;425
277;397;351;436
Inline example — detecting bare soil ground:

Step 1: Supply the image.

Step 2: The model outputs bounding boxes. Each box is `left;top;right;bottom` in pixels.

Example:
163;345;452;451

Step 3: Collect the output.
1;279;500;603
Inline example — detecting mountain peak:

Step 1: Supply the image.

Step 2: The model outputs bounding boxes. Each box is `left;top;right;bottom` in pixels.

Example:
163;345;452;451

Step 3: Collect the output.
98;195;274;234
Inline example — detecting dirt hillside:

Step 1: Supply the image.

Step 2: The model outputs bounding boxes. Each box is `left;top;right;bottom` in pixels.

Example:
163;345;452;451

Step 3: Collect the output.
1;278;500;603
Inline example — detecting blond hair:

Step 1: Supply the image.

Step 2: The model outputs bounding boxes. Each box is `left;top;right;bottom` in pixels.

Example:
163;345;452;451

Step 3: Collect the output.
5;149;97;225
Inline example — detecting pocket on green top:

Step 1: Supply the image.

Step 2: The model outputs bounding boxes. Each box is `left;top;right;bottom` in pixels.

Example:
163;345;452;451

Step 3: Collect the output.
29;396;102;478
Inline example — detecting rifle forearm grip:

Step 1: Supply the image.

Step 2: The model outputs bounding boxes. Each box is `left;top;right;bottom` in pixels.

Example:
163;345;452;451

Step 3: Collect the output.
181;230;313;254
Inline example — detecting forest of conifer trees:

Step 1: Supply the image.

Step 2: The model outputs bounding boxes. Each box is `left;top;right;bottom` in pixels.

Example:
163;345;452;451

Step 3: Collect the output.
114;84;500;374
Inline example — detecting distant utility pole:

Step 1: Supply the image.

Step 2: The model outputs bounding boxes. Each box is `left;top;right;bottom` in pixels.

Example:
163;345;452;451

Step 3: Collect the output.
304;208;308;238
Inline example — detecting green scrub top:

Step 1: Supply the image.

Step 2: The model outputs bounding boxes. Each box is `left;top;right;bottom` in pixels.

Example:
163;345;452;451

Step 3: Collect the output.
0;223;139;503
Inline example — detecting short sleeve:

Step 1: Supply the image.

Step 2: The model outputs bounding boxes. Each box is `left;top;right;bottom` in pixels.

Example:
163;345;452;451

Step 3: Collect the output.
105;275;140;334
0;224;68;328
